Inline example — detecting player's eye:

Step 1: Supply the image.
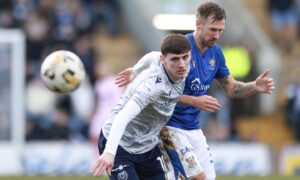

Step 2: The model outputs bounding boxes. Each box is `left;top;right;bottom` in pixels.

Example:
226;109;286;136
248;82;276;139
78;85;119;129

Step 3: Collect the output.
170;57;179;61
182;55;189;60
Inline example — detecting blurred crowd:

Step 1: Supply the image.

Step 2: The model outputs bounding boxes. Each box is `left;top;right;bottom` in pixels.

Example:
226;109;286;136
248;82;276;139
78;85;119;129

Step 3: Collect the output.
0;0;123;141
267;0;300;53
199;39;258;142
267;0;300;141
0;0;300;144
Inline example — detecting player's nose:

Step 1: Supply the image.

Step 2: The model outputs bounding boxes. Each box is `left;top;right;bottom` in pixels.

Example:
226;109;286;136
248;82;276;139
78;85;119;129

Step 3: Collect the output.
213;32;221;39
178;59;186;68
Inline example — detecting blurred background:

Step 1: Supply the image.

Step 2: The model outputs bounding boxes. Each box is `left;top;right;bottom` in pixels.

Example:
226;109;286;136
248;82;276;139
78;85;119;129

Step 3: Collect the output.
0;0;300;178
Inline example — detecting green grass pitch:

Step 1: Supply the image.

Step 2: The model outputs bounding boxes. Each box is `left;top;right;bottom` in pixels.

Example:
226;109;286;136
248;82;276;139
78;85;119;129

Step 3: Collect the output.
0;176;299;180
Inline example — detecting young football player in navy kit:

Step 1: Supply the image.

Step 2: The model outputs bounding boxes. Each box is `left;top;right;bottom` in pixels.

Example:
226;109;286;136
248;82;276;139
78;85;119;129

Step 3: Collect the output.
90;34;191;180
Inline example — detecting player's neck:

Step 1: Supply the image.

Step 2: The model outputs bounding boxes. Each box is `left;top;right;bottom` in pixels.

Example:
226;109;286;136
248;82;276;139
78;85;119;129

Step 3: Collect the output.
193;32;207;53
162;64;180;83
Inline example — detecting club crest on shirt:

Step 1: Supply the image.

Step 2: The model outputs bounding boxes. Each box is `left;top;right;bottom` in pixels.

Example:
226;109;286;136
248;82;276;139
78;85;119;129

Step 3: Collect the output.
209;58;215;70
185;155;197;168
117;170;128;180
115;165;129;180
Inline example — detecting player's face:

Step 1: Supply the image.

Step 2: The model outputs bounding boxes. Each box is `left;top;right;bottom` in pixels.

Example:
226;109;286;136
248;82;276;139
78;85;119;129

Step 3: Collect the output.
196;15;225;48
161;52;190;81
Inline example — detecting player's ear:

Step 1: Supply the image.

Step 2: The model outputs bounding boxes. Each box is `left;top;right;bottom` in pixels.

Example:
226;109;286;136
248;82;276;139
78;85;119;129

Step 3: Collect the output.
160;54;166;63
196;18;201;29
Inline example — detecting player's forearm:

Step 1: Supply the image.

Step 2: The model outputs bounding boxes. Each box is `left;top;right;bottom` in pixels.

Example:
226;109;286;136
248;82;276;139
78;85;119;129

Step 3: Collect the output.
218;75;257;98
104;100;141;156
178;95;196;106
229;81;256;98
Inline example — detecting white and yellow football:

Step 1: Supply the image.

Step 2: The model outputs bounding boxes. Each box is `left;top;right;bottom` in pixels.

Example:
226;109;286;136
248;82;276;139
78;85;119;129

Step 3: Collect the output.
40;50;85;93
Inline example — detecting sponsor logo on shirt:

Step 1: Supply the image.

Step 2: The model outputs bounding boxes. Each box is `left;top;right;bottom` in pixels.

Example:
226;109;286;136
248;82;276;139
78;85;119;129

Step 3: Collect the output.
157;98;178;108
180;146;193;155
190;78;210;91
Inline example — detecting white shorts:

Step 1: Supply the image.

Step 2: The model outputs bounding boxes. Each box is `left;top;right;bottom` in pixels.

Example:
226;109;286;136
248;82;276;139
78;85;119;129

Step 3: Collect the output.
160;126;216;180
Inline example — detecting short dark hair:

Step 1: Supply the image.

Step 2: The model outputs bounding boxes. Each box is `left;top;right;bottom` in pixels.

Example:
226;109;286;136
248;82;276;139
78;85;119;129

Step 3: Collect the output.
160;34;191;56
196;2;226;22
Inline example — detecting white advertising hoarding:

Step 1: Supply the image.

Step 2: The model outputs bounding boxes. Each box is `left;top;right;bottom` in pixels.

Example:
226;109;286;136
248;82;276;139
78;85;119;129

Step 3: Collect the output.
22;142;94;175
0;142;272;176
211;143;272;175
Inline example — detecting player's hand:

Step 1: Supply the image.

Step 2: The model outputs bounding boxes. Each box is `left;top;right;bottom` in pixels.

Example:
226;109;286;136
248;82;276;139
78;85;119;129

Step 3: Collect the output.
255;69;275;95
115;68;134;87
90;153;115;176
192;95;222;112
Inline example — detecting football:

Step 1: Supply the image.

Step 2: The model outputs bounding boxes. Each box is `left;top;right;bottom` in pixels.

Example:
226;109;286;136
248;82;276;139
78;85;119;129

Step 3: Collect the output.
40;50;85;93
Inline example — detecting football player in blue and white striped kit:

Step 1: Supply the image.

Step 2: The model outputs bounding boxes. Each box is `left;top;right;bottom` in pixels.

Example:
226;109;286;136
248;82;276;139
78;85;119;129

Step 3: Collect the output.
90;34;191;180
115;2;275;180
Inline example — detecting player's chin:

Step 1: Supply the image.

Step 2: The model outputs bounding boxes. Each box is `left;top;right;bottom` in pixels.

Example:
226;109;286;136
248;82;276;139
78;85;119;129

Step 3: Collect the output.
175;72;187;79
207;41;217;47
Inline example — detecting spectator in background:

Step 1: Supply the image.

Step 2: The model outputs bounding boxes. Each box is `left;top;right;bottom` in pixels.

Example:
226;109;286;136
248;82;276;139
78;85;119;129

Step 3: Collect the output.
23;0;119;141
48;95;72;140
286;69;300;141
12;0;34;22
25;74;56;140
69;78;95;140
267;0;298;52
73;33;97;85
0;0;15;28
24;10;51;63
1;0;121;141
222;43;255;140
296;0;300;38
85;0;120;36
89;60;123;158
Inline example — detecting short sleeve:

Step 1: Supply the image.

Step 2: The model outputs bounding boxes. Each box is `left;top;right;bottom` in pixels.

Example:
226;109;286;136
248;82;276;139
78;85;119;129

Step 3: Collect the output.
215;45;230;79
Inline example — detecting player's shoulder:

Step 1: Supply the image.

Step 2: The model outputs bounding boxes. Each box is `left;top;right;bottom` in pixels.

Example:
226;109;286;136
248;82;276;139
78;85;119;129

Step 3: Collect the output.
133;75;165;99
145;51;161;58
143;72;165;87
209;44;225;58
211;44;222;52
185;33;193;39
143;71;169;93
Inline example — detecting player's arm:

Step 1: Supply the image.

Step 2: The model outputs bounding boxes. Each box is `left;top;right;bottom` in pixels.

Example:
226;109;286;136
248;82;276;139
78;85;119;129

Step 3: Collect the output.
217;69;275;98
90;100;142;176
178;95;221;112
116;52;155;87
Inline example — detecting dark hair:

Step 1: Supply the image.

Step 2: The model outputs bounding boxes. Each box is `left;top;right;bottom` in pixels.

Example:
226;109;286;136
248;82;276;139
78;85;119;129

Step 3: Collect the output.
196;2;226;22
160;34;191;56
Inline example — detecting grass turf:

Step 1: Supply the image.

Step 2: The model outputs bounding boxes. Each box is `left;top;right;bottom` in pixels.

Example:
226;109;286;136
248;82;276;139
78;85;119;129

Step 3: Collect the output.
0;176;299;180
